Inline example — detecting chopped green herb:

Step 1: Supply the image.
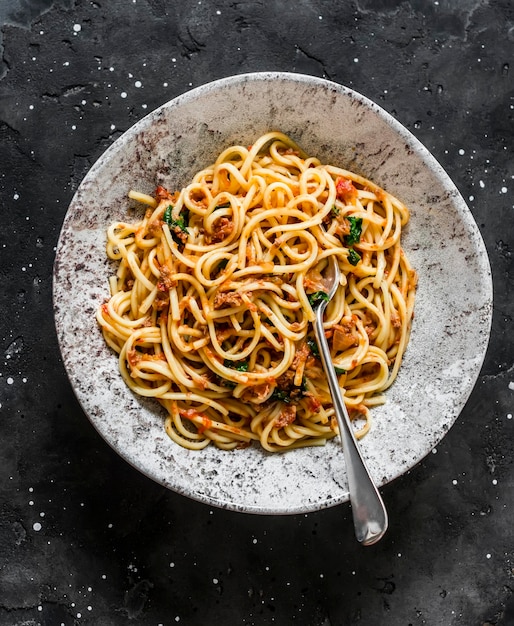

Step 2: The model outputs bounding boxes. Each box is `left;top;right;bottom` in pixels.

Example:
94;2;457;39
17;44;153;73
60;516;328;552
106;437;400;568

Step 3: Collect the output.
216;258;229;273
348;248;361;266
163;204;173;224
163;205;188;232
334;367;347;375
220;379;236;389
224;359;249;372
307;291;330;307
163;205;189;245
345;216;363;246
307;338;320;358
331;204;340;216
215;202;230;210
271;389;292;404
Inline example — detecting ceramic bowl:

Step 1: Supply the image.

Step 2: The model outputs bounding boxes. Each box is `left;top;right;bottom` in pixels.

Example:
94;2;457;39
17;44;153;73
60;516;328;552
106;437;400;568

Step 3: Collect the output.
53;72;492;514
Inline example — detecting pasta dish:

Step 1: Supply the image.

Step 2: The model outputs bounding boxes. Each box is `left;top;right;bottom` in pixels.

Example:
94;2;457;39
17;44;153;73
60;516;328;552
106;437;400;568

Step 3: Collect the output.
96;131;417;452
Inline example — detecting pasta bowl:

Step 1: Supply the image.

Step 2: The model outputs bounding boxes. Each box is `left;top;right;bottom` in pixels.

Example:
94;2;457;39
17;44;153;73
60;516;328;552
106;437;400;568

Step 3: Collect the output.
53;72;492;514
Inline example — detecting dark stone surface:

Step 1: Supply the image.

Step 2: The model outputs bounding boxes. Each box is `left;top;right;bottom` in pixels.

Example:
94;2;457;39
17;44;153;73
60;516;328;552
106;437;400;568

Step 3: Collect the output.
1;1;513;624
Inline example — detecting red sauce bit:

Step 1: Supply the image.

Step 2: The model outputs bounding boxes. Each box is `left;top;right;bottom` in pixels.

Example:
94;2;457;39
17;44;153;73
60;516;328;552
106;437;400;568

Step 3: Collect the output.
335;177;358;202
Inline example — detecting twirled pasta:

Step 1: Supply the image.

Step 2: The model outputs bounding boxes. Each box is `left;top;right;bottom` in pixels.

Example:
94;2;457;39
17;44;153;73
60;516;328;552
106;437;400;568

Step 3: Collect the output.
96;132;417;452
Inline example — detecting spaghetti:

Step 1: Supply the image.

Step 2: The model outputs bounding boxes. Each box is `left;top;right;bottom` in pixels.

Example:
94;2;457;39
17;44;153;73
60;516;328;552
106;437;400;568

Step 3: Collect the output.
96;132;417;452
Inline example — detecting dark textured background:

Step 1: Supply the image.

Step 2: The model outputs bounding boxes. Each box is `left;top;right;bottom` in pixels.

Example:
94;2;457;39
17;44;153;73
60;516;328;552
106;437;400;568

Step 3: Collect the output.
1;1;513;625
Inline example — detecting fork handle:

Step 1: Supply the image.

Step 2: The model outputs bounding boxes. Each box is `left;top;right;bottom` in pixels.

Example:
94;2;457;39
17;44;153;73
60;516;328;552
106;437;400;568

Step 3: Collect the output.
314;307;388;546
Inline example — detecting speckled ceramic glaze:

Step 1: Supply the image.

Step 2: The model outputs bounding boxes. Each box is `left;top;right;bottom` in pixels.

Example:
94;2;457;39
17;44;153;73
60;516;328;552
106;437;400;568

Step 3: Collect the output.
53;72;492;514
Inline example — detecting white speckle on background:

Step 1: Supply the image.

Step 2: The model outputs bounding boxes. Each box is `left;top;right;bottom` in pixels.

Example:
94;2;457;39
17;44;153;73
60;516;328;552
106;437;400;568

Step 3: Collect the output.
458;148;465;155
353;57;359;63
479;180;485;188
33;522;42;531
212;578;218;584
73;24;81;33
507;413;512;419
492;479;498;485
135;80;142;88
7;377;13;385
501;186;507;193
120;92;127;99
452;479;458;485
508;381;514;391
13;192;19;199
486;553;491;559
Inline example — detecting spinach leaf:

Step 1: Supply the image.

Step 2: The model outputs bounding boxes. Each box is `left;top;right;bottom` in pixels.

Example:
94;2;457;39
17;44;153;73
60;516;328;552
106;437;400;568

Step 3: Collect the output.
223;359;249;372
271;389;292;404
307;291;330;307
345;216;363;246
163;205;188;232
348;249;361;266
307;338;320;358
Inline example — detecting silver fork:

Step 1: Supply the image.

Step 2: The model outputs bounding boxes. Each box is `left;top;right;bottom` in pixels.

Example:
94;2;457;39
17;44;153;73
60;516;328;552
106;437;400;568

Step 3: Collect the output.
312;255;388;546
